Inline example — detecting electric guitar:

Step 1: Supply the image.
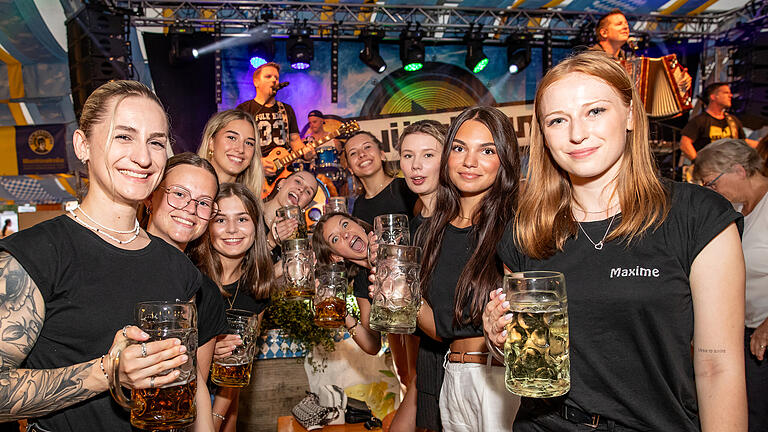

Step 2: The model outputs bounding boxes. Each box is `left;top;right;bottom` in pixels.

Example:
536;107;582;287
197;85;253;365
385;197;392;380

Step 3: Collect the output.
261;120;359;199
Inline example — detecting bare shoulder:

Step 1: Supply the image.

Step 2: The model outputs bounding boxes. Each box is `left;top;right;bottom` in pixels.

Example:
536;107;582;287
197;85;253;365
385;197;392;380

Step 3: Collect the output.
0;251;45;371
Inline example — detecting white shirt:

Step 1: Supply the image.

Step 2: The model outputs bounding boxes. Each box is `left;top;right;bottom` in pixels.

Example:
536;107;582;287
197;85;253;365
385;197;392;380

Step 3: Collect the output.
743;190;768;328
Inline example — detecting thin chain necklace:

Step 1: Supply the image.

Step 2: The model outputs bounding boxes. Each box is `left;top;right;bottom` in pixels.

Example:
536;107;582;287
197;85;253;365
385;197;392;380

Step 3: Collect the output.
69;209;141;245
76;205;139;234
226;280;241;310
574;203;620;215
576;212;617;251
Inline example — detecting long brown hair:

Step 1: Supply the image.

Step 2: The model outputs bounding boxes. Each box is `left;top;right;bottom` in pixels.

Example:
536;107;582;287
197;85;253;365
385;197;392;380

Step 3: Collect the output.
417;106;520;328
189;183;274;299
311;211;372;265
516;50;670;259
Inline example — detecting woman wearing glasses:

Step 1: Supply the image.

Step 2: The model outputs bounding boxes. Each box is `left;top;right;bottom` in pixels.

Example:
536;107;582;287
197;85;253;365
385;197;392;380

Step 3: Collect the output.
189;183;275;432
145;152;228;430
693;139;768;431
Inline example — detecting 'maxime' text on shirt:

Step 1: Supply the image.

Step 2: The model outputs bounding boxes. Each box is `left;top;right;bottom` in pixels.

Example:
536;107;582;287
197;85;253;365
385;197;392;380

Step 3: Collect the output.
610;266;660;278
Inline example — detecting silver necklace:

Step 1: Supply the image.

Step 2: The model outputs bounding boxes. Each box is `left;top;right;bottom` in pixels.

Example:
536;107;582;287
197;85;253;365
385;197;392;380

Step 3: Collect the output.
70;209;141;245
576;212;617;251
76;205;139;234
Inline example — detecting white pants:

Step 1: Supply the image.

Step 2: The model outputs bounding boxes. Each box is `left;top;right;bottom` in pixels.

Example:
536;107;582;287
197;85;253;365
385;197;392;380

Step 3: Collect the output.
439;353;520;432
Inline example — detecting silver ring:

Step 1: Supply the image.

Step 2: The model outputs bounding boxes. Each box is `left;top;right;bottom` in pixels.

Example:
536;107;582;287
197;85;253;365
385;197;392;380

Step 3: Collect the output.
122;325;129;338
141;343;148;358
149;376;155;388
761;344;766;349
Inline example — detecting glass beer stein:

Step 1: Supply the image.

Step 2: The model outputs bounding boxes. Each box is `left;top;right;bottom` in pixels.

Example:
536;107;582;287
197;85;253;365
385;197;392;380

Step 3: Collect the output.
314;263;348;329
373;214;410;246
503;271;570;398
282;238;315;299
211;309;259;387
324;197;348;214
370;245;421;334
275;205;308;243
110;301;198;430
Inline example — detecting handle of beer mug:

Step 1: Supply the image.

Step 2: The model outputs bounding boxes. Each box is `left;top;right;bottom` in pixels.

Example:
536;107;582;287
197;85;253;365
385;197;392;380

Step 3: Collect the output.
109;339;143;411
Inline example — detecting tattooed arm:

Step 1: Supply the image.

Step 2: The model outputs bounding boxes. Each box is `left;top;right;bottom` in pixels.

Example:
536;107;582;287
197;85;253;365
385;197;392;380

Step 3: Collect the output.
0;251;109;421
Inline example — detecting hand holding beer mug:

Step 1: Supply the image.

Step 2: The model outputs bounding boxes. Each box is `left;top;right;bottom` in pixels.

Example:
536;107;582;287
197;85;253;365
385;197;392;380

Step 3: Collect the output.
282;238;315;299
109;301;198;430
275;205;308;244
369;245;421;334
314;263;348;328
211;309;258;387
502;272;570;398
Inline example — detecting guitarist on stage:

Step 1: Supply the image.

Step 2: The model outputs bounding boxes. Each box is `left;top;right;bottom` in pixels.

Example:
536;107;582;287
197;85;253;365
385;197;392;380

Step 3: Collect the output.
236;62;314;177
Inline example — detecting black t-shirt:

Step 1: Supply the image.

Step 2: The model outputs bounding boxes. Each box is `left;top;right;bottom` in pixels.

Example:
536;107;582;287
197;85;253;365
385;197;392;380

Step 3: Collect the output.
681;112;745;152
235;99;299;157
351;177;418;226
198;275;228;346
221;281;270;316
352;266;371;300
426;224;484;341
0;216;201;432
497;182;742;431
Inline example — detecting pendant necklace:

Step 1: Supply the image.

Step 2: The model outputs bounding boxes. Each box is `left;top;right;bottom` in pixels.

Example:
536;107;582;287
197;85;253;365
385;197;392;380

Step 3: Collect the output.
226;280;241;310
576;212;617;251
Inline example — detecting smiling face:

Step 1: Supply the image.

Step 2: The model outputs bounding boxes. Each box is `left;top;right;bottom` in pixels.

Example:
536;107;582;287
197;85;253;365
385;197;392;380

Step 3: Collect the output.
539;72;631;184
321;215;368;261
148;164;218;250
83;96;169;206
208;119;257;181
276;171;318;208
600;13;629;44
209;195;256;260
447;119;500;197
344;133;385;178
400;132;442;196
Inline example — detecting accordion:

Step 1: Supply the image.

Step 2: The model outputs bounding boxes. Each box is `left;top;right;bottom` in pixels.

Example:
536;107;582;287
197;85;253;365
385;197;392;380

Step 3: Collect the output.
625;55;693;119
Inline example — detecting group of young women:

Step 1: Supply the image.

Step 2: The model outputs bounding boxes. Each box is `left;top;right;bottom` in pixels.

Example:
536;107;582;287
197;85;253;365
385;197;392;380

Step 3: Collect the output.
0;49;749;432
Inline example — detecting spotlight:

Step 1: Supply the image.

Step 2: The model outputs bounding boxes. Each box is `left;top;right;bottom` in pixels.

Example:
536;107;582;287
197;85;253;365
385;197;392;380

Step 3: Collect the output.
465;24;489;73
360;29;387;73
249;36;275;69
506;34;531;75
287;23;313;70
400;23;424;72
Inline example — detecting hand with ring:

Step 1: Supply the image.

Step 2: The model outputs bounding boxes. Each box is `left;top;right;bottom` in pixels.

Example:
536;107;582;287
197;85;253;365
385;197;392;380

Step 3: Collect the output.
483;288;514;348
273;218;299;244
108;325;189;390
749;318;768;361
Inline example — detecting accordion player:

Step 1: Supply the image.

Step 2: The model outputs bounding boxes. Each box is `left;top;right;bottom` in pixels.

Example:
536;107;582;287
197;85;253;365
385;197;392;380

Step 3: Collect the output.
623;54;694;119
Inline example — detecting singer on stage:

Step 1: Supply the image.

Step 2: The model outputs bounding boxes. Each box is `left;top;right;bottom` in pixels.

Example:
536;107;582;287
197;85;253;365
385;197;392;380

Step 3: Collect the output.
236;62;314;176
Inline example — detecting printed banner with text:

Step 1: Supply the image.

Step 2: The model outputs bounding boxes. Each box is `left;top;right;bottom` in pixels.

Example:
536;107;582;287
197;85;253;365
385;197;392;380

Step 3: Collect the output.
15;124;68;175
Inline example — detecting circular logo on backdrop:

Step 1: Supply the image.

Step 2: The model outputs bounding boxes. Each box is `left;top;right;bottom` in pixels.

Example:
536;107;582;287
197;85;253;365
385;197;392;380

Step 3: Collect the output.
29;130;54;155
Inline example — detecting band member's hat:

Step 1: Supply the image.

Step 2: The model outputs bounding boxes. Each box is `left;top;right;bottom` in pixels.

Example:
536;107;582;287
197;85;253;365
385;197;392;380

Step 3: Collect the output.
308;110;324;119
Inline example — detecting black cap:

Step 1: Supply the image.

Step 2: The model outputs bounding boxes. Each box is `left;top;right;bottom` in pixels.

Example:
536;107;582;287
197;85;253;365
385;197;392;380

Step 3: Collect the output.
308;110;324;119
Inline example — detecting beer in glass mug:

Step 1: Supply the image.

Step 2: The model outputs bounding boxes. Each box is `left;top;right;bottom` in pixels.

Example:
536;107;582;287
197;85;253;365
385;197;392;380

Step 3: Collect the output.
211;309;259;387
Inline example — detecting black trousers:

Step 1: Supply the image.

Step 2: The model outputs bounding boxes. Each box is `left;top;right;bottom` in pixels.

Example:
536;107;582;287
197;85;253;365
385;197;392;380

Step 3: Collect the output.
513;398;633;432
745;327;768;432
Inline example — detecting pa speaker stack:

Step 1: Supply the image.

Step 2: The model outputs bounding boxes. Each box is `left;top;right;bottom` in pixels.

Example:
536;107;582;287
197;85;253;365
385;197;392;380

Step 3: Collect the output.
66;6;131;118
730;33;768;130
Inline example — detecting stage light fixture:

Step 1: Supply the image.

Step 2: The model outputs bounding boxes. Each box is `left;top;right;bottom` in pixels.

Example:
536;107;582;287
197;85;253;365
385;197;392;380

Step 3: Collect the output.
506;34;531;75
287;24;313;70
400;23;425;72
464;24;489;73
249;37;275;69
360;29;387;73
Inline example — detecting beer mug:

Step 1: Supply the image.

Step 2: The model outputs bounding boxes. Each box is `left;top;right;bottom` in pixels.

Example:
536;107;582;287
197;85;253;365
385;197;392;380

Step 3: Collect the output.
282;238;315;299
503;271;570;398
324;197;348;214
275;205;308;243
370;245;421;334
211;309;258;387
110;301;198;430
373;214;410;246
314;264;348;329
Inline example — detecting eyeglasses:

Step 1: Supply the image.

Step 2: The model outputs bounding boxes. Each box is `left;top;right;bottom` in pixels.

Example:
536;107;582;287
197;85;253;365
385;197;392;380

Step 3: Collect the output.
164;185;217;220
702;172;726;190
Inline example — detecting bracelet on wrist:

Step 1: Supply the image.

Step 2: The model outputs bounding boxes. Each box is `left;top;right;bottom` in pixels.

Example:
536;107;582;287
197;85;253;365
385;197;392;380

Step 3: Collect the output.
99;355;110;384
212;412;226;422
346;320;359;337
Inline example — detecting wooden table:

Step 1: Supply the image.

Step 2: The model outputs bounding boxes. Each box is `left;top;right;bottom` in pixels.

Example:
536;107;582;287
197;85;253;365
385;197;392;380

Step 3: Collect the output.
277;416;377;431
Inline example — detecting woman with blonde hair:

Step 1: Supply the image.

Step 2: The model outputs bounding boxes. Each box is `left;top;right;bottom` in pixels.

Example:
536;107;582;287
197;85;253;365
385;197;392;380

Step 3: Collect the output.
484;50;746;431
198;109;265;197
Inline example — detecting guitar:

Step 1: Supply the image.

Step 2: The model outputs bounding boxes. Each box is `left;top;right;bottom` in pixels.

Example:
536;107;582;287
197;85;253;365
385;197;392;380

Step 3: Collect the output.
261;120;359;199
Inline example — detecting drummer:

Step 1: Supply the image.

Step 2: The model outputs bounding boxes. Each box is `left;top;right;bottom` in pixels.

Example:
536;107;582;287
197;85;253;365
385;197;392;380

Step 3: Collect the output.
306;110;344;168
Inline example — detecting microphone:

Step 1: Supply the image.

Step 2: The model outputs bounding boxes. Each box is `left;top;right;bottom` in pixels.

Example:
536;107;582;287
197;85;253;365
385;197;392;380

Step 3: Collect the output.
627;37;638;51
274;81;290;91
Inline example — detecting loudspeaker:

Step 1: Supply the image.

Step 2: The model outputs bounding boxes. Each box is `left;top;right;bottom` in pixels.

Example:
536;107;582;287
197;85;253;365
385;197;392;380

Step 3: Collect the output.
730;33;768;129
66;6;131;118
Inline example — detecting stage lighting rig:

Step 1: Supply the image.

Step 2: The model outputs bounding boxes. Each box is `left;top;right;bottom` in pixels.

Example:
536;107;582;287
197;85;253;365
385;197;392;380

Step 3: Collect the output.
506;34;531;75
360;29;387;73
287;21;313;70
464;24;489;73
249;34;275;68
400;23;425;72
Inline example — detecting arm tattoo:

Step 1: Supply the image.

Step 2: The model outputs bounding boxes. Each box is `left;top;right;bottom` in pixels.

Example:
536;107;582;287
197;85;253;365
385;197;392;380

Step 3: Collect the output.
0;252;101;420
